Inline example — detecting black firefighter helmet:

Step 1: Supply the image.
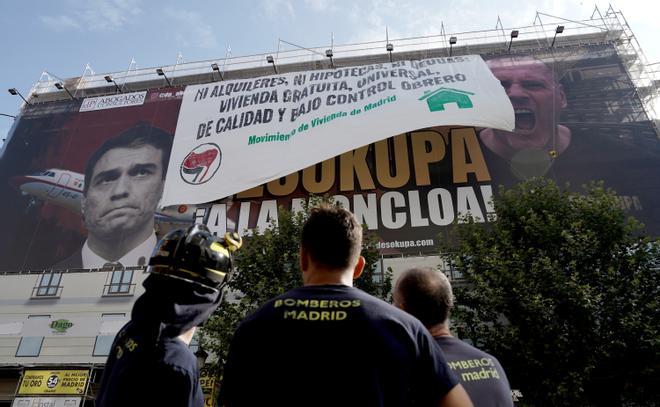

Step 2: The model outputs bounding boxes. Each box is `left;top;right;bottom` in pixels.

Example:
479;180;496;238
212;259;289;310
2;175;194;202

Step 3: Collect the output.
148;224;242;290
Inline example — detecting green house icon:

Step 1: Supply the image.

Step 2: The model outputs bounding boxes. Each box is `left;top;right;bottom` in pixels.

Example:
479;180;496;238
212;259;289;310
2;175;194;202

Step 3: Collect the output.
418;87;475;112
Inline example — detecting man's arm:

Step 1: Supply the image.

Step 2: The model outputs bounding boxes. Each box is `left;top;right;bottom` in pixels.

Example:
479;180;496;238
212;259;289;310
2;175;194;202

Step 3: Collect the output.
414;328;471;406
439;383;473;407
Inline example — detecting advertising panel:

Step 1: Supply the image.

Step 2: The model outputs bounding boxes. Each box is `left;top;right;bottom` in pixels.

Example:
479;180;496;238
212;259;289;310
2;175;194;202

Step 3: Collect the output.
15;315;128;337
17;370;89;395
12;397;81;407
0;88;184;270
0;43;658;270
200;370;217;407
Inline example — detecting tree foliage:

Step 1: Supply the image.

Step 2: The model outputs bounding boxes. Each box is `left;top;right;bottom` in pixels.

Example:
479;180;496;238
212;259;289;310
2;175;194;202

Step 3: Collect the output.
201;200;392;371
441;178;659;406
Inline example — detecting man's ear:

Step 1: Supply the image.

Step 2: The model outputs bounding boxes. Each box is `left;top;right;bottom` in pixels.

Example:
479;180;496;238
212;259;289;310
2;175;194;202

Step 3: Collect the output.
299;247;309;272
80;196;86;222
157;177;166;198
352;256;365;280
558;84;567;109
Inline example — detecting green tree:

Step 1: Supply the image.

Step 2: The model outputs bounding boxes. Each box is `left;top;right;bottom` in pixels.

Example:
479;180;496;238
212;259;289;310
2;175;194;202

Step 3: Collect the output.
201;201;392;371
442;178;659;406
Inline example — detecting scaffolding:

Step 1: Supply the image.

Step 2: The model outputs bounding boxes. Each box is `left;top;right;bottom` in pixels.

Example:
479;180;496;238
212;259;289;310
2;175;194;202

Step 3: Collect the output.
26;7;659;124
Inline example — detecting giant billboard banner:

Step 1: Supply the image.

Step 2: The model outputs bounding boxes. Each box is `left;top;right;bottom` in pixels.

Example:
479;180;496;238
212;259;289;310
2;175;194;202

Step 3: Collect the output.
1;44;659;271
0;88;184;271
162;56;514;205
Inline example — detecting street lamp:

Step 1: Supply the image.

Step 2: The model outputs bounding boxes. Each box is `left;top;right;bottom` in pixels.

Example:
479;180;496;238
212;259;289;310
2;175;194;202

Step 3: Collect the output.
195;348;208;370
266;55;277;74
211;63;223;81
326;49;334;68
104;75;122;93
508;30;519;51
551;25;564;48
8;88;31;105
54;82;74;99
156;68;172;86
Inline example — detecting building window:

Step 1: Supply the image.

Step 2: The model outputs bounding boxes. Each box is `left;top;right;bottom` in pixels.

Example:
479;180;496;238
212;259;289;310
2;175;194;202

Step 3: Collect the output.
32;272;62;297
16;315;50;357
16;337;44;357
439;260;463;280
103;269;135;296
94;313;126;356
93;335;115;357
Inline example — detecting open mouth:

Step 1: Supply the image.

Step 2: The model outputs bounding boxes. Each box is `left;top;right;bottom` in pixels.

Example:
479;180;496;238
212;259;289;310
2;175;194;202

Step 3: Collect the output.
514;108;536;131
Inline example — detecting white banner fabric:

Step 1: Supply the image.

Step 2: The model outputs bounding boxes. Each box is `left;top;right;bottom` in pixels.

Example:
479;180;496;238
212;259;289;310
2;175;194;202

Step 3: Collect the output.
161;55;514;206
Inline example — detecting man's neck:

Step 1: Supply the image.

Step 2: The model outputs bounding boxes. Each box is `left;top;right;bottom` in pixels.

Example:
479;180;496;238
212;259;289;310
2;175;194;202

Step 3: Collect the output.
88;224;153;262
428;323;452;338
178;327;196;346
481;125;571;160
303;266;354;287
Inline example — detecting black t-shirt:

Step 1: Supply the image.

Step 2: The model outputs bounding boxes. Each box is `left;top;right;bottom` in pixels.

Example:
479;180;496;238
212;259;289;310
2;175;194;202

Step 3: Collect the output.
96;323;204;407
220;285;459;407
435;336;513;407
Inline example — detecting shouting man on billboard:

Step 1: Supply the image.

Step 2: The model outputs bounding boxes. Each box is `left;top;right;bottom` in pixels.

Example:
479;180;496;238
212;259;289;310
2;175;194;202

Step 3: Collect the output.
55;124;173;269
479;56;571;179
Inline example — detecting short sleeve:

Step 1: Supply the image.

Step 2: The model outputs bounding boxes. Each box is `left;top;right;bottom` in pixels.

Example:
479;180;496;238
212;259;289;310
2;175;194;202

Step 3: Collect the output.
415;330;460;405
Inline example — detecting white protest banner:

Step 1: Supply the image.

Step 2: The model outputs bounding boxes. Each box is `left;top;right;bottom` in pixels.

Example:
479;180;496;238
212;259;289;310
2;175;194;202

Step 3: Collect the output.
161;55;514;206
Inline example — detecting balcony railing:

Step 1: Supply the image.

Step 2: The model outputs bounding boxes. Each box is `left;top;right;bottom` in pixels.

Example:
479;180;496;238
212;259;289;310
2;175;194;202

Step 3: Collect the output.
102;283;136;297
31;285;63;298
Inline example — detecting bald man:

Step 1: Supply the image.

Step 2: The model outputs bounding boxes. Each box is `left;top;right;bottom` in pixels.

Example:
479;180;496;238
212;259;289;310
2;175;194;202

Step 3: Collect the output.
394;267;513;407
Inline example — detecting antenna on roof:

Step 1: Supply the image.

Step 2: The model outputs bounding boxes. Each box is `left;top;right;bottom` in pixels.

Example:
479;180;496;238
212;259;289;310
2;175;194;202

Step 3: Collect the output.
38;70;52;83
440;22;449;57
121;58;137;93
223;44;232;75
167;52;185;86
496;15;507;48
74;63;95;98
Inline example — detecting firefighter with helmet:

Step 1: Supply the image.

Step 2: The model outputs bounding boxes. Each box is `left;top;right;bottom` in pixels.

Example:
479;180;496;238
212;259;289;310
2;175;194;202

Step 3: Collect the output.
96;224;242;407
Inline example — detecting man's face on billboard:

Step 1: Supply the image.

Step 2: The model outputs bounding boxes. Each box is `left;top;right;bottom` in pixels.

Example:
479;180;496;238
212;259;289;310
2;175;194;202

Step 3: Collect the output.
82;145;164;240
488;58;566;149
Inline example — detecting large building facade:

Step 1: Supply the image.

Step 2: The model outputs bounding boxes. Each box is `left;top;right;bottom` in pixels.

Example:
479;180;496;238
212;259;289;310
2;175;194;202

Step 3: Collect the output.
1;7;658;406
0;268;144;406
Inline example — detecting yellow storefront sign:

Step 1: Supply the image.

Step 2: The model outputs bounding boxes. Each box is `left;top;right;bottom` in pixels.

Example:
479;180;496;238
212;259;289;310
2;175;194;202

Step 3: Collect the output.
200;370;217;407
18;369;89;395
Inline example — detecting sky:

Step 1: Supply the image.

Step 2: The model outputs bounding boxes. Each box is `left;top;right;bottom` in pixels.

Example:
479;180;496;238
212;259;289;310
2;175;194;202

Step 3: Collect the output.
1;0;659;143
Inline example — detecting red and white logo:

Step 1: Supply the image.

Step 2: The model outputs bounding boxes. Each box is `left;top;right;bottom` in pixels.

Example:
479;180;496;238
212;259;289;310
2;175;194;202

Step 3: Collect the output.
180;143;222;185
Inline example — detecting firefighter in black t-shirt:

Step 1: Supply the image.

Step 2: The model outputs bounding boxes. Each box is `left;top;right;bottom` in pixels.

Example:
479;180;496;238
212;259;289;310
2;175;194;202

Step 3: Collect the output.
394;267;514;407
221;205;472;407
